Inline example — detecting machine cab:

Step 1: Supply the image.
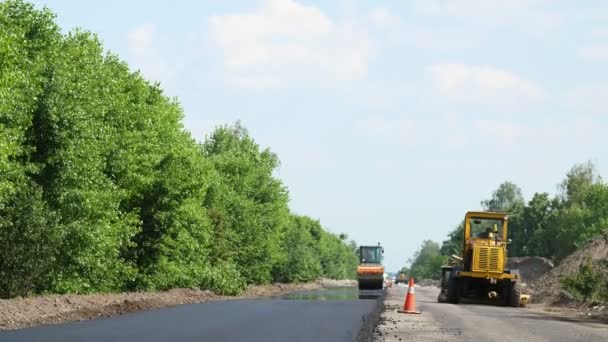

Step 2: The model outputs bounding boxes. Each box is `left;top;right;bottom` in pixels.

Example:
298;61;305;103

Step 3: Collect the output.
463;212;509;274
358;245;384;265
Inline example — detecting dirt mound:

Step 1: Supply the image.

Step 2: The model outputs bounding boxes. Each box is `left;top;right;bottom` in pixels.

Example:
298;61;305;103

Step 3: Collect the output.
415;279;440;287
0;288;220;331
507;257;554;283
529;230;608;305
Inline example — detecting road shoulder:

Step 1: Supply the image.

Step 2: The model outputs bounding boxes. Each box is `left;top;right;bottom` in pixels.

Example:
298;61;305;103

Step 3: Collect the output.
374;285;457;342
0;279;355;331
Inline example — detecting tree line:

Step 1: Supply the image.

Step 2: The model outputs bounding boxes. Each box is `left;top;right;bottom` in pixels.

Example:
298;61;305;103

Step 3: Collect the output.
402;161;608;282
0;0;358;298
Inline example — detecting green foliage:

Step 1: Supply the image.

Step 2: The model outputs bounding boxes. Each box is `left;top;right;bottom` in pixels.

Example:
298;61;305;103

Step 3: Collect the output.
561;258;608;305
272;215;358;283
440;223;463;257
0;1;356;298
202;123;290;284
481;181;525;212
273;216;323;283
439;166;608;262
406;241;446;280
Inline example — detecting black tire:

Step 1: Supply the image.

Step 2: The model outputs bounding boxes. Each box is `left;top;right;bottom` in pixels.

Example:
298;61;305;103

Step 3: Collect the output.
446;271;459;304
509;281;521;307
437;291;448;303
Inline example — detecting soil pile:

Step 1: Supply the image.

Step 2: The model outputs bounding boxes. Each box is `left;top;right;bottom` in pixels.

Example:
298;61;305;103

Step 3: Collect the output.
529;230;608;305
507;257;554;284
415;279;440;287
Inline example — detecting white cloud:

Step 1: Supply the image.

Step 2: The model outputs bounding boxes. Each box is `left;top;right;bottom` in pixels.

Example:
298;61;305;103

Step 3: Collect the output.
579;44;608;62
415;0;536;18
414;0;562;38
127;24;176;89
354;118;418;147
428;64;547;103
208;0;376;89
519;11;563;38
369;7;401;29
590;27;608;39
473;119;529;147
567;82;608;114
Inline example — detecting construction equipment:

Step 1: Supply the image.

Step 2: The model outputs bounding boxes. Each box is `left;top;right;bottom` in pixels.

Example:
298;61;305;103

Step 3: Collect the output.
394;273;407;285
357;243;384;290
437;211;525;307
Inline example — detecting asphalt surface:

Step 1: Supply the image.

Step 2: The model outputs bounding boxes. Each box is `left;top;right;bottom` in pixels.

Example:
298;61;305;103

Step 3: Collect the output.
1;287;381;342
377;285;608;341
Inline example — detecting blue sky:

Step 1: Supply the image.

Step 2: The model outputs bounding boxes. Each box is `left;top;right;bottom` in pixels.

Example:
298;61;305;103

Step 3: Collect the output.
33;0;608;271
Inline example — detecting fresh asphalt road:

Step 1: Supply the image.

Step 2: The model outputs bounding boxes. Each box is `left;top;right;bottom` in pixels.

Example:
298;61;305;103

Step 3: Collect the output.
378;285;608;342
1;287;380;342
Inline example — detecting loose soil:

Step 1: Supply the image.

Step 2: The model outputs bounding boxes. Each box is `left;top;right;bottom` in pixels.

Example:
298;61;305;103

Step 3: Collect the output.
507;256;554;284
529;230;608;306
0;278;356;331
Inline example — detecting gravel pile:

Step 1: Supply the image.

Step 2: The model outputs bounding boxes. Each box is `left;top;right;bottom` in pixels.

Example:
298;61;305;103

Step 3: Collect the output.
415;279;440;287
507;256;554;284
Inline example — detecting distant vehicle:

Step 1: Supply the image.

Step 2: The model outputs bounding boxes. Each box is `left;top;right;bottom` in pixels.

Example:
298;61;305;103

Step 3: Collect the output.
357;243;384;290
394;273;407;285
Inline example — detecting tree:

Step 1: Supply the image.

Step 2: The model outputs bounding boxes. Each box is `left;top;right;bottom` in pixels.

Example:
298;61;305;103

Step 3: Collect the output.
482;182;526;256
481;181;525;212
552;183;608;260
0;0;358;298
440;223;463;257
202;123;290;284
560;161;601;204
521;193;560;257
273;216;322;283
406;240;446;280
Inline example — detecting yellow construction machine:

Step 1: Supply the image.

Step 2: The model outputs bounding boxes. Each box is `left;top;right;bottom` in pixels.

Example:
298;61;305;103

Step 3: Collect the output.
394;273;407;285
357;244;384;290
438;211;527;307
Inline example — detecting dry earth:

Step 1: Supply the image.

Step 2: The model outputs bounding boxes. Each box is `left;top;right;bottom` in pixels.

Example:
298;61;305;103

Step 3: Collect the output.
0;279;356;330
529;230;608;306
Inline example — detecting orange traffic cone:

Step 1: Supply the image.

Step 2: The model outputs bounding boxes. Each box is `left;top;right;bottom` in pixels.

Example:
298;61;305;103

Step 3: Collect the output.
398;277;421;314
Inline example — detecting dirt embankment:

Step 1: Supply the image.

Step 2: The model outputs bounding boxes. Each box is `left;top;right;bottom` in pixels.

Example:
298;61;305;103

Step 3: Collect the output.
0;278;356;331
529;230;608;306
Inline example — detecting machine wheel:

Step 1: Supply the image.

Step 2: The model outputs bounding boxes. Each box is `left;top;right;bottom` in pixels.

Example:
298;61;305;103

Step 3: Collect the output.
437;291;448;303
509;281;522;307
507;269;522;307
446;271;459;304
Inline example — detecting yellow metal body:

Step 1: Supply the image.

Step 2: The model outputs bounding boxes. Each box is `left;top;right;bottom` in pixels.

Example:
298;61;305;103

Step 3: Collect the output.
438;211;527;307
463;211;510;279
456;271;517;280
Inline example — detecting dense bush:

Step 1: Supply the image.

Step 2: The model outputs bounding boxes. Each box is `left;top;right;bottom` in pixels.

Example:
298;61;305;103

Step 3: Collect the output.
0;0;357;298
561;258;608;304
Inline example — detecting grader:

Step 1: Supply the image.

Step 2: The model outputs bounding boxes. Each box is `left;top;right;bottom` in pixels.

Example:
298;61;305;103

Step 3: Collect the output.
438;211;527;307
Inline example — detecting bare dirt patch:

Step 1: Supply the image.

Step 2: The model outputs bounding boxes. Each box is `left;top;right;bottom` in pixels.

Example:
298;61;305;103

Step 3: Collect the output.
0;278;356;331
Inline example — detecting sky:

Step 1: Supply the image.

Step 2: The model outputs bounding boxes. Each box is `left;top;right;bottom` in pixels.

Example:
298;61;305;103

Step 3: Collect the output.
32;0;608;272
